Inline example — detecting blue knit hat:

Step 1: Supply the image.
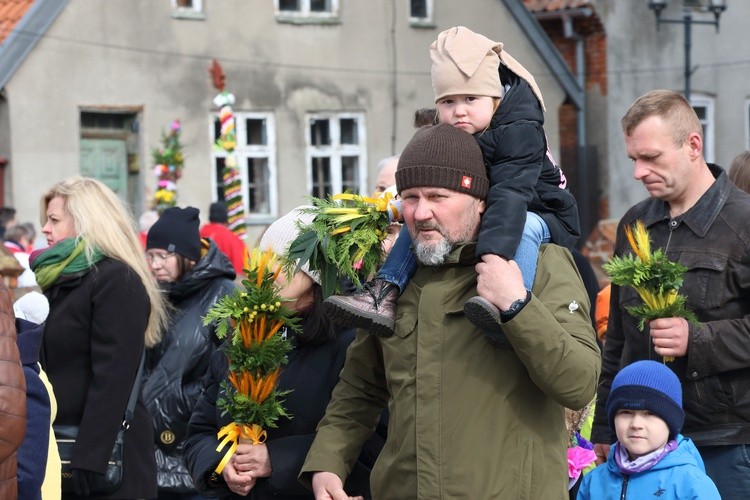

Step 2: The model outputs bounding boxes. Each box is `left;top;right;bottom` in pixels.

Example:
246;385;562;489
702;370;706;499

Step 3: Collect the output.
606;360;685;438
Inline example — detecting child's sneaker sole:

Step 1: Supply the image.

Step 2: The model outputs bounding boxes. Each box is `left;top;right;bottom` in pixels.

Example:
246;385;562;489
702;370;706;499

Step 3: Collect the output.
463;296;513;350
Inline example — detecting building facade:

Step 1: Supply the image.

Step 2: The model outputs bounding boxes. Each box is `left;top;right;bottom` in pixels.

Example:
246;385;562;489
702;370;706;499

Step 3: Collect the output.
1;0;571;243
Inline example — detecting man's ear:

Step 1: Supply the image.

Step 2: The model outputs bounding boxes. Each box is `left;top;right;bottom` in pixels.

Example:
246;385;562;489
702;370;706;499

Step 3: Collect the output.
478;199;486;215
687;132;703;160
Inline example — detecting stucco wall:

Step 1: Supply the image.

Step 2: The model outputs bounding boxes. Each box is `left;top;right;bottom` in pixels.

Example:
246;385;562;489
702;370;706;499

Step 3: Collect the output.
5;0;566;242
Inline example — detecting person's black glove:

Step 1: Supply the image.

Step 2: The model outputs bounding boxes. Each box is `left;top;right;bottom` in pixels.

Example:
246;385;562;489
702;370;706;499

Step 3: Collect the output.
71;468;104;496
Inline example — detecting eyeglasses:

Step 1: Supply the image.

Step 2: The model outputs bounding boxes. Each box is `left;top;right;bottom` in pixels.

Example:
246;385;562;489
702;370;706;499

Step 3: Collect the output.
145;251;176;265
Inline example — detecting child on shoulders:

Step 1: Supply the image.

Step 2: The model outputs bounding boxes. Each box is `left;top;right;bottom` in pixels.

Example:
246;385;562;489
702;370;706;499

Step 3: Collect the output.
324;26;579;344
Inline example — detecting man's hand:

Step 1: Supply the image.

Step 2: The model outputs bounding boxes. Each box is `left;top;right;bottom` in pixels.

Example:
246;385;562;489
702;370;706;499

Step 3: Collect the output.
222;458;256;497
475;254;527;311
593;443;610;466
233;442;272;478
311;471;364;500
649;317;689;358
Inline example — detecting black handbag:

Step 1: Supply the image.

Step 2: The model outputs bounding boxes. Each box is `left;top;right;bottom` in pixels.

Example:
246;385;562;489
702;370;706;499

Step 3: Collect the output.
56;354;145;496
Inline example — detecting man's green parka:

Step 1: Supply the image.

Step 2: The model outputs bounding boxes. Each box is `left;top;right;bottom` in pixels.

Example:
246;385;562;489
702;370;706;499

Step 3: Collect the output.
301;243;601;499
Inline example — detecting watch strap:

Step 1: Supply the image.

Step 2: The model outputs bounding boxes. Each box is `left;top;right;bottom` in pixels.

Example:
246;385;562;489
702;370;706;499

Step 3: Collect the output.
499;290;531;322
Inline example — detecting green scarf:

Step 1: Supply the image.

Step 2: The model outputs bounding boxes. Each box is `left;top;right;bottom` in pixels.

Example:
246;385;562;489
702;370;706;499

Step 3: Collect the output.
30;238;104;291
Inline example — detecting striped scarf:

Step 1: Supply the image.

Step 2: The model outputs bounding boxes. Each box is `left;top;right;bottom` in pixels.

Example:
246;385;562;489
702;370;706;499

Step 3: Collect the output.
29;238;103;291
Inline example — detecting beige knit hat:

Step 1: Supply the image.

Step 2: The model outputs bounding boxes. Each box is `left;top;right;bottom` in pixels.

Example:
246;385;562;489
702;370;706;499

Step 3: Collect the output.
259;206;320;284
430;26;546;112
396;124;489;199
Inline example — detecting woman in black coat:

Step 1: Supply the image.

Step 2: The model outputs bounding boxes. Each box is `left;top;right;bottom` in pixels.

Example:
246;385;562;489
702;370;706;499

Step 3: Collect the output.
33;177;168;499
184;207;378;499
142;206;237;498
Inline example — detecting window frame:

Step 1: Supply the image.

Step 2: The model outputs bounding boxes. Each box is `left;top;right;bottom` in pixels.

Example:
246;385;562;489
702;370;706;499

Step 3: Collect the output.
171;0;205;19
305;112;368;198
690;94;714;164
408;0;434;27
274;0;340;24
209;111;278;224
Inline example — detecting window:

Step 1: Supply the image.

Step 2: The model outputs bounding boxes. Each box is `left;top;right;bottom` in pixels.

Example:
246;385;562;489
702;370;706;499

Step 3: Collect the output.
171;0;204;19
210;112;278;222
306;113;367;198
690;94;714;164
274;0;339;23
409;0;433;26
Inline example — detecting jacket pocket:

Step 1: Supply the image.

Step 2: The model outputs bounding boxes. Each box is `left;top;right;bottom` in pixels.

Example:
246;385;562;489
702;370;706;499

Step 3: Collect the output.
393;311;417;339
685;374;734;414
515;436;533;500
679;252;729;310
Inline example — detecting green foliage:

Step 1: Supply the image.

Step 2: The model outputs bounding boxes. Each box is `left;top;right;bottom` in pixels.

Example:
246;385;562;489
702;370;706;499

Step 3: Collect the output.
225;334;293;375
218;382;292;430
626;295;698;331
202;248;299;432
286;194;391;297
603;223;697;334
203;264;301;340
604;249;687;293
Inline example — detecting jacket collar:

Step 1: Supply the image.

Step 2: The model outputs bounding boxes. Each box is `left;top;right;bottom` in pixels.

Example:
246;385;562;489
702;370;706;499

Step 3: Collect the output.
642;164;729;238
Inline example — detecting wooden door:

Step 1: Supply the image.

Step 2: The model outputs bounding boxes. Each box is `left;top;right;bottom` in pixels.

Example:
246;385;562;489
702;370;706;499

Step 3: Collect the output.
80;139;128;196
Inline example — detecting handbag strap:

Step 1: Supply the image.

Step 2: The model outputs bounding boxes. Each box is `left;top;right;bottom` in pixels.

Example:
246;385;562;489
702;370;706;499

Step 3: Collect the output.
121;352;145;431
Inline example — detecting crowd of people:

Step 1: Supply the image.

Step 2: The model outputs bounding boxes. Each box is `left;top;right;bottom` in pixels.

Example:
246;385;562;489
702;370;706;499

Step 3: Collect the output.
1;24;750;500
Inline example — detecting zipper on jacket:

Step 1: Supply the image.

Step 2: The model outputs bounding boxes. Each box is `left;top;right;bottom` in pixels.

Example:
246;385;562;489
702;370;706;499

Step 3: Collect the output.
620;475;629;500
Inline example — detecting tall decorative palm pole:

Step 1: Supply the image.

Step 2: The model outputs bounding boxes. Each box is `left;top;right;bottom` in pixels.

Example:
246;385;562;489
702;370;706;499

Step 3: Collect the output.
210;59;247;238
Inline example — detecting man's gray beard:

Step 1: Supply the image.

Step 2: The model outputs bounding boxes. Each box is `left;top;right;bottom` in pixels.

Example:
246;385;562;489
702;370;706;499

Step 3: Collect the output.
414;237;453;266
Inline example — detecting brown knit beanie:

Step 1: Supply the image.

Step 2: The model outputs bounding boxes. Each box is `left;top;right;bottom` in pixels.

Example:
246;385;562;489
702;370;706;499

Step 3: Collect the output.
396;124;488;199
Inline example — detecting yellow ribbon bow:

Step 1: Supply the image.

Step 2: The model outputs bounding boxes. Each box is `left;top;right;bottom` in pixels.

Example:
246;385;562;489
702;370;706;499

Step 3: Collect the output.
214;422;268;474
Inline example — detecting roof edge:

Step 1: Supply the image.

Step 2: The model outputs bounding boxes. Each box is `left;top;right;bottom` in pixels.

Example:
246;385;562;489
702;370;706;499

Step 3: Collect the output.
0;0;69;89
501;0;583;109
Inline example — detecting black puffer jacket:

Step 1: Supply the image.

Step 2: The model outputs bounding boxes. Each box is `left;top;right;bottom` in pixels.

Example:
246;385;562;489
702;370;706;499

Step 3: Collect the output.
142;239;237;493
475;66;580;258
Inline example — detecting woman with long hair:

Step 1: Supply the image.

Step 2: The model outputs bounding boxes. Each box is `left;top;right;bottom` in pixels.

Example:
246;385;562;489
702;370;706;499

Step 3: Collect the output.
32;176;168;498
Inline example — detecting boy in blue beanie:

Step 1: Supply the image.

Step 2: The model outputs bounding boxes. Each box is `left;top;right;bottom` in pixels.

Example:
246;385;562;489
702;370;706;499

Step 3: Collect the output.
578;360;719;499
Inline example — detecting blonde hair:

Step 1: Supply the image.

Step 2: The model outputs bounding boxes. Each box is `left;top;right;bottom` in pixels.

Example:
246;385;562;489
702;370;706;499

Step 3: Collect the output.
40;177;167;347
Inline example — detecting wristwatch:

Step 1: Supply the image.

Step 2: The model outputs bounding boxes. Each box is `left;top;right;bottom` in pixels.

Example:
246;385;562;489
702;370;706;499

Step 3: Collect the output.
499;290;531;321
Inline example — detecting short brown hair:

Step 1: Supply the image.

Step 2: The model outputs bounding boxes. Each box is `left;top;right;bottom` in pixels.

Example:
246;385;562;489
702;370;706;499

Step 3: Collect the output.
621;90;702;146
729;151;750;194
413;108;437;128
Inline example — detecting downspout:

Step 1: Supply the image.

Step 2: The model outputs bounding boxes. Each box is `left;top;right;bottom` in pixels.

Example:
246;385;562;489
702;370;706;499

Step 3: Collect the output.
533;7;592;241
564;14;589;238
562;14;587;175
